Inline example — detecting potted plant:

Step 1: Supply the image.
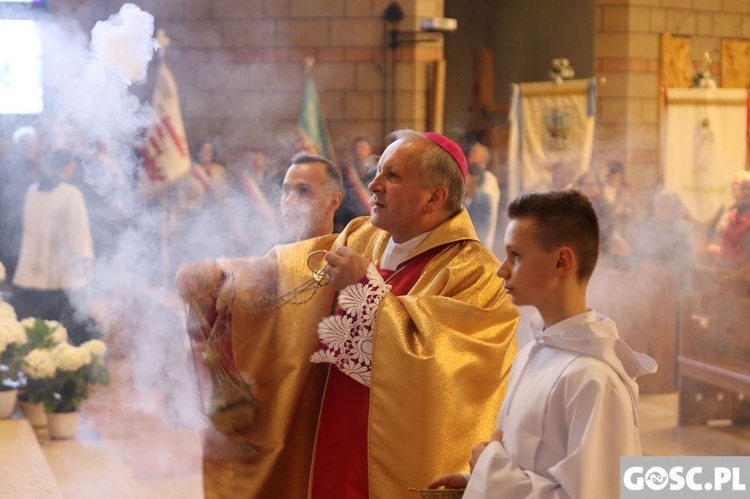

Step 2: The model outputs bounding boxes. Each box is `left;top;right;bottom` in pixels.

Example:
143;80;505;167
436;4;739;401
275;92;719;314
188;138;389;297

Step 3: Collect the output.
0;264;28;418
22;338;110;438
16;319;70;425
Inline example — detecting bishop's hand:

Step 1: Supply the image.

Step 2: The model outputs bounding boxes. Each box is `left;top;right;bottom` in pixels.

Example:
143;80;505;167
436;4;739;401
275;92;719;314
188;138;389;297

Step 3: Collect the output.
323;245;369;291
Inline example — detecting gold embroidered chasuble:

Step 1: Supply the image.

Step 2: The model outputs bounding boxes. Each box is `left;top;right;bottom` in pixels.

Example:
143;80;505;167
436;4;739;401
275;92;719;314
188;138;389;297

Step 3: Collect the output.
335;210;518;498
190;209;518;498
198;235;337;499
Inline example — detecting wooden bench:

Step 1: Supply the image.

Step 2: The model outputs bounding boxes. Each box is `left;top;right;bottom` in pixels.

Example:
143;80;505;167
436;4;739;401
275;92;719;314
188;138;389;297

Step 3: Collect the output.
588;260;680;394
677;265;750;425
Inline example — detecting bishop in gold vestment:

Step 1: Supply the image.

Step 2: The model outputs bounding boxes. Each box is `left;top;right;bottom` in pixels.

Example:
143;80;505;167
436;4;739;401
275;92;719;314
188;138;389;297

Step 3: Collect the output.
178;212;517;498
177;131;518;498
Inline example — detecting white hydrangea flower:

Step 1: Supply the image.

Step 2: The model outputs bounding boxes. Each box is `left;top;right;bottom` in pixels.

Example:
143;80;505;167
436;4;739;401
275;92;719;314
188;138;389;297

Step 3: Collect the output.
0;301;18;322
23;349;57;379
0;321;26;346
0;304;27;355
80;339;107;358
50;325;69;344
20;318;36;328
53;344;92;372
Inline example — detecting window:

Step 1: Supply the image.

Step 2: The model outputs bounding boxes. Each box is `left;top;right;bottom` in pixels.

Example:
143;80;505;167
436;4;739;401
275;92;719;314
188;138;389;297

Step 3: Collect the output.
0;19;43;114
0;1;45;114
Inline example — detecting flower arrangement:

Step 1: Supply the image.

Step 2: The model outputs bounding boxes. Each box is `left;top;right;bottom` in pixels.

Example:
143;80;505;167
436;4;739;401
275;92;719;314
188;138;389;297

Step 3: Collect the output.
692;68;716;88
0;301;27;391
692;51;717;89
21;320;110;413
21;318;69;351
15;319;69;402
550;58;575;82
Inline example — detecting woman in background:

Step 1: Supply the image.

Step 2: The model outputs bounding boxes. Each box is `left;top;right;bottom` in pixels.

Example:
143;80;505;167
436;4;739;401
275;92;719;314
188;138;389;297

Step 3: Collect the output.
632;189;697;276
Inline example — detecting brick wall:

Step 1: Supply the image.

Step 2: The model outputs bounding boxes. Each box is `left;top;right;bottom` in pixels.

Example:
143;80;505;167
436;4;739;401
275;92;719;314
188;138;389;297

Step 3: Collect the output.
595;0;750;199
81;0;448;160
6;0;748;191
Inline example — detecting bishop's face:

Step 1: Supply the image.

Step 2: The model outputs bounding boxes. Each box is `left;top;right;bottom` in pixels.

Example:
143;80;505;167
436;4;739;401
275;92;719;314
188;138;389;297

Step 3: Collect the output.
368;137;433;243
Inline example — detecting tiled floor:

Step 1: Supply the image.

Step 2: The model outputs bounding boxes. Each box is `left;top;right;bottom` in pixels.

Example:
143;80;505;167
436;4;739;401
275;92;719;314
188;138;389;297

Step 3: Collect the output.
37;357;204;499
30;365;750;498
639;392;750;457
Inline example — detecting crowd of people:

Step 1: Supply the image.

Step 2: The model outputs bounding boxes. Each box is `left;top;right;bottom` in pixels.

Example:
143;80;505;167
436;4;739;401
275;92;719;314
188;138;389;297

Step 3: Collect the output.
461;152;750;275
2;121;748;498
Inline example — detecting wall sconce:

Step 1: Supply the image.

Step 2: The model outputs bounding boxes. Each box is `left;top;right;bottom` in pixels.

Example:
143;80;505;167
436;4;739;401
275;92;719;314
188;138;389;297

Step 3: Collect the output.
383;1;456;49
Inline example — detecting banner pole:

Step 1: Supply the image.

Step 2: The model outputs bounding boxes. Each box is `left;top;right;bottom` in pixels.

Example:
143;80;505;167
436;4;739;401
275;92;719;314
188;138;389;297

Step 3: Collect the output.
162;190;172;287
156;28;170;288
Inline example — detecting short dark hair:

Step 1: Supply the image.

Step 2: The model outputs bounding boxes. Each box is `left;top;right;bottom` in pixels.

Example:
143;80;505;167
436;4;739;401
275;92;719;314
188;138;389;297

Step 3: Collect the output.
49;148;75;173
193;140;218;162
467;163;485;186
290;152;343;194
607;160;624;175
353;135;373;147
507;190;600;281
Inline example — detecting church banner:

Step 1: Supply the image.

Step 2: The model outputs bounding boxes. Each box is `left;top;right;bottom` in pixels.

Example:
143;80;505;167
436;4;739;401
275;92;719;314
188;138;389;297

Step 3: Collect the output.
142;60;191;184
298;59;335;162
662;88;748;224
508;78;597;201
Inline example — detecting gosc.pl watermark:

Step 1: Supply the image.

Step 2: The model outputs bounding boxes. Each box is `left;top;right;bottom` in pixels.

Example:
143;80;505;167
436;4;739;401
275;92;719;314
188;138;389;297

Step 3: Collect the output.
622;457;749;498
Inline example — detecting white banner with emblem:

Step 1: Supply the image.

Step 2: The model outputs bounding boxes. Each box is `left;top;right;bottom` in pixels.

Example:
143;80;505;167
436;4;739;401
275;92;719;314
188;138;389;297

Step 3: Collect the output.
508;78;597;201
662;88;748;224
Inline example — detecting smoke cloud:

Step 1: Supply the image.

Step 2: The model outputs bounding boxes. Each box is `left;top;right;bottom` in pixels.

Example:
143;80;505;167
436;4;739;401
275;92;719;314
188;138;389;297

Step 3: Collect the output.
1;3;210;436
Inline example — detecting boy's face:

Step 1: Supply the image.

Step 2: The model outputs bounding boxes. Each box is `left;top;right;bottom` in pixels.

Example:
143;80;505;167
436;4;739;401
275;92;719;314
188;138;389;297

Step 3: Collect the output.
497;218;559;307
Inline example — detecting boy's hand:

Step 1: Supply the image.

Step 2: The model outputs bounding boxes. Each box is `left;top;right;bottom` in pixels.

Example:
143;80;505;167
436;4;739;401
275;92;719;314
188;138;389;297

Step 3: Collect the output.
427;473;468;489
469;429;504;472
428;430;504;489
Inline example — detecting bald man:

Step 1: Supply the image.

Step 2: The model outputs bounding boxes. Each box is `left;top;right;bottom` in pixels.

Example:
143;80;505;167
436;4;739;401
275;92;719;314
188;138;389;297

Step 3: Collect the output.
280;153;343;242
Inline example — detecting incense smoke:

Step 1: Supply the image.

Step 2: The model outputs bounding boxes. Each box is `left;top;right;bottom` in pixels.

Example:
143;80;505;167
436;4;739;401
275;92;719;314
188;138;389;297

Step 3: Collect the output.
3;4;206;433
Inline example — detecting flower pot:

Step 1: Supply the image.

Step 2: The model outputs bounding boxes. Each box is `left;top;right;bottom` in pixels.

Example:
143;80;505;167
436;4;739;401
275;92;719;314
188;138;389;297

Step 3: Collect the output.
0;388;18;418
19;400;47;427
47;411;80;439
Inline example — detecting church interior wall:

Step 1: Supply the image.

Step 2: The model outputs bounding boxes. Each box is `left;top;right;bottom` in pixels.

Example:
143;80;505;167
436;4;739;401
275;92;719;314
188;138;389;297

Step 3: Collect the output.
1;0;749;194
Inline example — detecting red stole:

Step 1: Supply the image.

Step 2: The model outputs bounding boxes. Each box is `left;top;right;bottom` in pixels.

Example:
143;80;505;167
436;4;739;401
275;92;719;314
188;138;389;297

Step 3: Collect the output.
311;245;448;498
